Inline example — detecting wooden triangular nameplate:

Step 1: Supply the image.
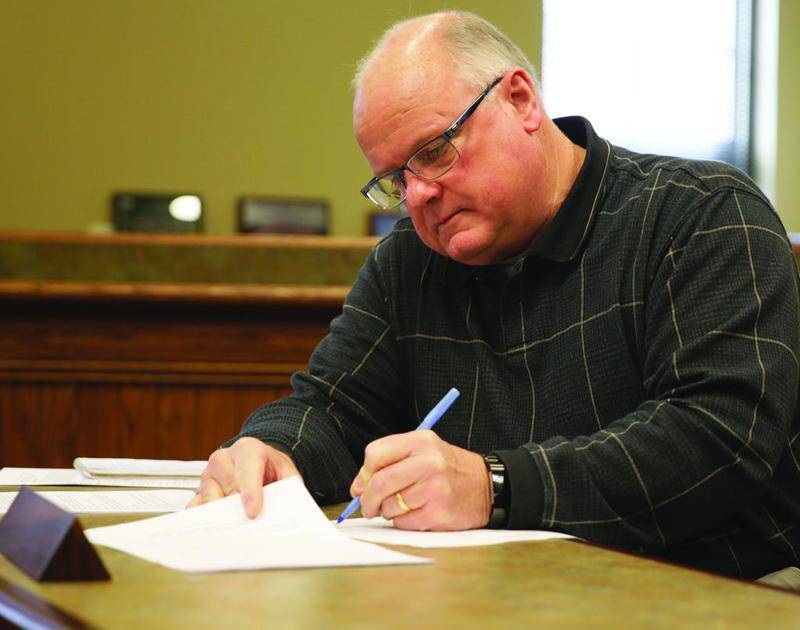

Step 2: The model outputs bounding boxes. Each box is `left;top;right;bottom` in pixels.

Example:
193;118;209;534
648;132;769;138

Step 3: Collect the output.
0;487;110;582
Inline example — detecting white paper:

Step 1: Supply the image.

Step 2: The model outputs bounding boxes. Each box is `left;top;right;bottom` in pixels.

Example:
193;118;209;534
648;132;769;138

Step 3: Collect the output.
0;490;194;514
337;517;577;548
86;476;429;572
73;458;206;478
0;467;199;489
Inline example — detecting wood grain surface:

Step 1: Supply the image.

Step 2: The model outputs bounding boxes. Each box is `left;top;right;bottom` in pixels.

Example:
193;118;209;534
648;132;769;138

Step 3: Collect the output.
0;502;798;628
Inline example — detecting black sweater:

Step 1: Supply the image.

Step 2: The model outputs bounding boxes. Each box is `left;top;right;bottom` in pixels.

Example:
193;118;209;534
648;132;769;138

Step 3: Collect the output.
232;117;800;579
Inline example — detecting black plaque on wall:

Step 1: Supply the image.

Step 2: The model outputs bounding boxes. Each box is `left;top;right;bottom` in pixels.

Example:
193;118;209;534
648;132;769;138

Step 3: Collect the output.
112;192;204;233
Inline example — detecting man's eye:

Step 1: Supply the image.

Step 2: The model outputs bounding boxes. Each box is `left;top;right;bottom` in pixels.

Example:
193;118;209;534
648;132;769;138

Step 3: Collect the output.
417;141;448;164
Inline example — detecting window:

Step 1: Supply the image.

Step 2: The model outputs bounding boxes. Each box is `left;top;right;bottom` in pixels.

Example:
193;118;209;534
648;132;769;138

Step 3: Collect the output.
541;0;753;171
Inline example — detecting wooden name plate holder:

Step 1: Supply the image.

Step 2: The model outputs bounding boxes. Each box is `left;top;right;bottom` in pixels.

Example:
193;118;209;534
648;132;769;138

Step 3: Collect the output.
0;488;110;582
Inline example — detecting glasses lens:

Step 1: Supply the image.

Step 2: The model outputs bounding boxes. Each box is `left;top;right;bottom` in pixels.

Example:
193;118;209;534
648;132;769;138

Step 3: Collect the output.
408;136;459;178
367;173;405;209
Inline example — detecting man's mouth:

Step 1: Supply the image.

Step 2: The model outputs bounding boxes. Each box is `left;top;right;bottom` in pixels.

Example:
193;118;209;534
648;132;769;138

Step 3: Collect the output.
436;209;462;229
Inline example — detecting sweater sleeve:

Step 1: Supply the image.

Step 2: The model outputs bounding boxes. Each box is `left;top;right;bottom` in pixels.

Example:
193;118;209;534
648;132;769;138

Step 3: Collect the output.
500;189;800;549
225;241;408;504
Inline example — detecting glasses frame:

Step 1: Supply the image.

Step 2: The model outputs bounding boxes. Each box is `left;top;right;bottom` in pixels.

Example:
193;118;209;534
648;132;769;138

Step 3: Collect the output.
360;75;504;210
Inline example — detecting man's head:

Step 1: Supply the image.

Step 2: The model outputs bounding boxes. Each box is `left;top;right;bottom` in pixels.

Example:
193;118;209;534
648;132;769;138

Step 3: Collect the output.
353;12;573;266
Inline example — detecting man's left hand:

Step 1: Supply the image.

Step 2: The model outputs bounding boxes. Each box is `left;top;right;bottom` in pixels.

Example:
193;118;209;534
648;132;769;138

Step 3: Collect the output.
351;430;492;530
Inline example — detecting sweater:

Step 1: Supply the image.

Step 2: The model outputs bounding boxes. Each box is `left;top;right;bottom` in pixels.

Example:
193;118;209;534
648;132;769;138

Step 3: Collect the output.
232;117;800;579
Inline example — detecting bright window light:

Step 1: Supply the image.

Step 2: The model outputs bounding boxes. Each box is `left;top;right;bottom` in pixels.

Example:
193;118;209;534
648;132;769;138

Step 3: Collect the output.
542;0;752;170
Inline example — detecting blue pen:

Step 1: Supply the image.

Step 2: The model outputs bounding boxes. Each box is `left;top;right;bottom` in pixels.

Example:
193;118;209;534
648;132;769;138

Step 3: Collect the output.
337;387;460;524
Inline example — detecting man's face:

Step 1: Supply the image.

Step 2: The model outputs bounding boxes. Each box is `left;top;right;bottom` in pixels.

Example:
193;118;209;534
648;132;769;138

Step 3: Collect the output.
354;64;547;266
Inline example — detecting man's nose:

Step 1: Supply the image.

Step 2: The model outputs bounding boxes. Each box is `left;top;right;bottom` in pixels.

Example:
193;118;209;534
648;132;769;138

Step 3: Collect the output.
404;173;442;209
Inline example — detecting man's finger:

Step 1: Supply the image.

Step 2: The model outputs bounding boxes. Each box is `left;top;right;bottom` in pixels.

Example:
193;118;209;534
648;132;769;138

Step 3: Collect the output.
379;483;426;521
203;449;238;496
187;477;225;509
359;455;429;517
232;444;270;518
357;430;440;492
186;493;202;509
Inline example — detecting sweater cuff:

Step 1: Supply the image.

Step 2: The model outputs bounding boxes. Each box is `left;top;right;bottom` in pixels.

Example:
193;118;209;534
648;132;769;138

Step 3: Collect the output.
493;447;544;529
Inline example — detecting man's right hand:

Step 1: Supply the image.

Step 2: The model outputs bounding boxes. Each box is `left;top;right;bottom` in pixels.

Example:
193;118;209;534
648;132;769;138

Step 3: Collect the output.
186;437;301;518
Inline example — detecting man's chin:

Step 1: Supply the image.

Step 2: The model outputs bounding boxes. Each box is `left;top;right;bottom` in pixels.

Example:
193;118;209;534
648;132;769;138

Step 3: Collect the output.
443;234;493;266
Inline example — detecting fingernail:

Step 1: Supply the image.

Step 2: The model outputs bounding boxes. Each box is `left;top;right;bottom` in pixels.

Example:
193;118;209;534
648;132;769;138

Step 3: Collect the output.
246;495;262;518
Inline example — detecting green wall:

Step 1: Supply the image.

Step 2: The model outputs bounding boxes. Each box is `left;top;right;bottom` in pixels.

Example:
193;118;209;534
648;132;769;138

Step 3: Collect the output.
777;0;800;230
0;1;540;236
0;1;797;235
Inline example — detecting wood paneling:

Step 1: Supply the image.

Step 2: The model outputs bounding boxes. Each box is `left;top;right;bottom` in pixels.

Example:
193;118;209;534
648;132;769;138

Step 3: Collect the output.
0;231;371;469
0;294;336;467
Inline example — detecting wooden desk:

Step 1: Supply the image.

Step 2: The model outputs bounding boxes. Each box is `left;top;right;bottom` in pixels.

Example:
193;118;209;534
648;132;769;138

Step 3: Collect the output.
1;497;799;628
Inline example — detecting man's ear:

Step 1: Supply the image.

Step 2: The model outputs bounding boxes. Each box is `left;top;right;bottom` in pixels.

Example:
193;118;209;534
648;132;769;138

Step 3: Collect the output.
506;69;542;134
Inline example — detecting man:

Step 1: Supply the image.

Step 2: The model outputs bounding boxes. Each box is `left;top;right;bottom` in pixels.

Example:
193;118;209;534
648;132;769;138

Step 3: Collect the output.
190;11;800;581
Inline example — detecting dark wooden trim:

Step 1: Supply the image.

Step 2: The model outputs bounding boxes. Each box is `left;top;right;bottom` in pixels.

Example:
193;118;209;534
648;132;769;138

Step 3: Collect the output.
0;358;306;385
0;577;94;629
0;280;350;307
0;359;304;375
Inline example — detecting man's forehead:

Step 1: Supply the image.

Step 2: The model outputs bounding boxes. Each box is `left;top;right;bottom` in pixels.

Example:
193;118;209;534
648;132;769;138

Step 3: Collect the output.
353;35;474;171
354;78;465;172
354;62;470;133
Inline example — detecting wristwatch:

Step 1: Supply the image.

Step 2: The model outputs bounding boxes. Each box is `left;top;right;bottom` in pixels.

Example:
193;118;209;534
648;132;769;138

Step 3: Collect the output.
483;453;510;528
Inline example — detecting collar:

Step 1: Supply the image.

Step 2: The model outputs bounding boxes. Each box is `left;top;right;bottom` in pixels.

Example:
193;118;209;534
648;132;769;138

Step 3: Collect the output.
527;116;610;262
439;116;610;287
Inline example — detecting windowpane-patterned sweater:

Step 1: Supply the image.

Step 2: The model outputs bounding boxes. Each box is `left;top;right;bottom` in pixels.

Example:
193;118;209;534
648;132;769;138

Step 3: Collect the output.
231;117;800;579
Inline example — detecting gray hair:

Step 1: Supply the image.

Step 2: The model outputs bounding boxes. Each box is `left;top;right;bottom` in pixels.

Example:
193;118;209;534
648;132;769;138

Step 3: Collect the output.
352;11;540;95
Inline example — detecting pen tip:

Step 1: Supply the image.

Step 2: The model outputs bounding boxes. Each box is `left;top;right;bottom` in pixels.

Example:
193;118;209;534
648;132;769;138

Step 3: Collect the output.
337;517;344;524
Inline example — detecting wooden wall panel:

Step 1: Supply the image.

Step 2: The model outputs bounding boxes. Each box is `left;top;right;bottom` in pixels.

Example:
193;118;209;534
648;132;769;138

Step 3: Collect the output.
0;382;291;467
0;294;334;468
0;383;289;467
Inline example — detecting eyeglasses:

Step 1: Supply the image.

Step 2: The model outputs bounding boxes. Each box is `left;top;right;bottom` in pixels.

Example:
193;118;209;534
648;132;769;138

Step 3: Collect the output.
360;76;503;210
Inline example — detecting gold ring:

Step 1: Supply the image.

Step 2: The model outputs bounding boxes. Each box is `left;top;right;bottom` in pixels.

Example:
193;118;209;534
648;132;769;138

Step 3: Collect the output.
395;492;411;513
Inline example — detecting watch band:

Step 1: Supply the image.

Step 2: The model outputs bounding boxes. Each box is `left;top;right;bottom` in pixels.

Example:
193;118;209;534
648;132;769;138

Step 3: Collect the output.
483;453;509;529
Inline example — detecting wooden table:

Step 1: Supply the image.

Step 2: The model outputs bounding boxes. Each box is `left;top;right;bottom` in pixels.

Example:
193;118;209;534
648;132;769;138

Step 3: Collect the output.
1;492;799;629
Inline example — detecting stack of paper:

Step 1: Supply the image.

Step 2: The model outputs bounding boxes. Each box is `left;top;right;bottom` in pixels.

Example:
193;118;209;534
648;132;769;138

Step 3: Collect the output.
0;490;194;515
0;458;207;489
73;457;206;479
86;476;429;572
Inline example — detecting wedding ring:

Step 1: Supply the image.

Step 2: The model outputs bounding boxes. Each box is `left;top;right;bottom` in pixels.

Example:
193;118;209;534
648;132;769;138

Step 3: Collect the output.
395;492;411;513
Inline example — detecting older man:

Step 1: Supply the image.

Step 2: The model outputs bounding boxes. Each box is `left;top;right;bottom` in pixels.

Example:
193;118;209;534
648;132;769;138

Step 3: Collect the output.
191;11;800;581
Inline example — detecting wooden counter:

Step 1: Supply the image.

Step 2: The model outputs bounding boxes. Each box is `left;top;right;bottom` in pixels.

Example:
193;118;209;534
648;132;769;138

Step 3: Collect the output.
0;231;377;467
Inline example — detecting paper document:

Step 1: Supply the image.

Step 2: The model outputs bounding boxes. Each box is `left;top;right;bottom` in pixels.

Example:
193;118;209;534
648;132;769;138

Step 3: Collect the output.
73;458;206;478
0;468;199;489
86;476;429;572
338;517;577;548
0;490;194;514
